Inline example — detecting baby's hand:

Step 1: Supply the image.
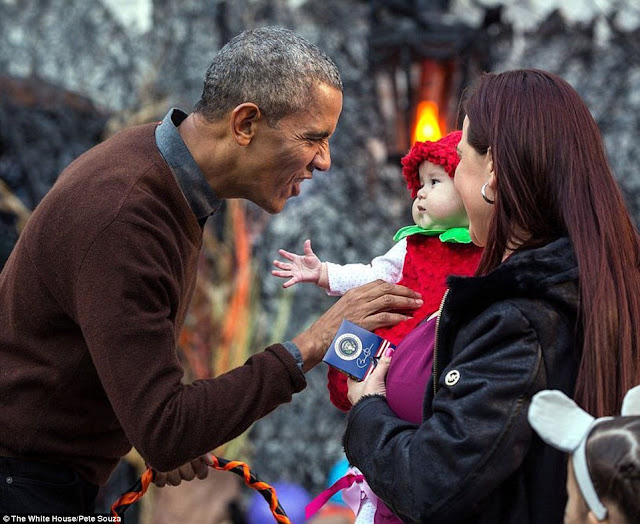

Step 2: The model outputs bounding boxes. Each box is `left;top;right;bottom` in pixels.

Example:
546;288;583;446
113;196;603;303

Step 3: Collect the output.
272;239;323;288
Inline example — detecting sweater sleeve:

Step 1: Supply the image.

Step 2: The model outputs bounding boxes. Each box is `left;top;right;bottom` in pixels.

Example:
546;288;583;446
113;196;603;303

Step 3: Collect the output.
326;239;407;296
343;302;544;523
74;220;306;472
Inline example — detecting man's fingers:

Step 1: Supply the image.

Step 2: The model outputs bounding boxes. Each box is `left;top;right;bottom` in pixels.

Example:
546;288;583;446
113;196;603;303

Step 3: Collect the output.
378;281;422;300
153;455;212;488
167;469;182;486
342;279;388;296
192;457;210;480
340;288;422;331
153;472;167;487
358;312;413;332
345;280;422;303
374;292;423;311
193;461;209;480
361;283;423;313
176;463;195;482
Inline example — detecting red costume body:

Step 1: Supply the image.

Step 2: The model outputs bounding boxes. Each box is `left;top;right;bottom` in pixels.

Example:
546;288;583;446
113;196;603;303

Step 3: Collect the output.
327;234;482;411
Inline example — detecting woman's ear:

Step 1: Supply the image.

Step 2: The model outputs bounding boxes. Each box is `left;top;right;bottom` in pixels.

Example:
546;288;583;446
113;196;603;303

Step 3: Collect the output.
485;147;497;191
487;170;497;193
230;103;261;146
587;510;605;523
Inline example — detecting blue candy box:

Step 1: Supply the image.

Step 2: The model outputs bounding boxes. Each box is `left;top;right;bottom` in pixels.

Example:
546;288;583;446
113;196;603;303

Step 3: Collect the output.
323;319;395;381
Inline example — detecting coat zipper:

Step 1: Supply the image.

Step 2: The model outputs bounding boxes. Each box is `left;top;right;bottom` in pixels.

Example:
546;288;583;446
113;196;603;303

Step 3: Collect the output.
433;288;450;396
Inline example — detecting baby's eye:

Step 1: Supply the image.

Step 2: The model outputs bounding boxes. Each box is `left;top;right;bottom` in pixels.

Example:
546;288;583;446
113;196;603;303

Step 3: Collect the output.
431;178;441;186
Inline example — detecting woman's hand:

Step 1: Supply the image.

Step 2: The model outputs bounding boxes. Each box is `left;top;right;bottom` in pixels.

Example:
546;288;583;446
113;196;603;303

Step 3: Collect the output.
347;351;393;405
152;454;213;487
272;239;323;288
293;281;420;372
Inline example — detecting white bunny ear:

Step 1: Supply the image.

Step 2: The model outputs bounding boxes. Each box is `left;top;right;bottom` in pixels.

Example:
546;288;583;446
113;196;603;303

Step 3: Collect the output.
528;390;595;453
621;385;640;416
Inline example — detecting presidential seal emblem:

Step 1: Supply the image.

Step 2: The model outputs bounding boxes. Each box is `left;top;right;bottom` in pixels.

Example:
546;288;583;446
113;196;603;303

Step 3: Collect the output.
334;333;363;361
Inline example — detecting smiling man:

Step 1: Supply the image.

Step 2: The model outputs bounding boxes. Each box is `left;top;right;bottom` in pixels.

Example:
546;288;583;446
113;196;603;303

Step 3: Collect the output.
0;26;423;513
178;29;344;215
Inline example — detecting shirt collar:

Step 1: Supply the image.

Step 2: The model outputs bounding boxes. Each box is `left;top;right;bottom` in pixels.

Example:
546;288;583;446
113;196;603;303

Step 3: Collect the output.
155;108;221;226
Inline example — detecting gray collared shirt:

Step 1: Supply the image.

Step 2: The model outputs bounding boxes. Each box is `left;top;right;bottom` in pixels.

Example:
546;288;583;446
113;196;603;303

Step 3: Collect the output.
155;108;221;227
155;108;305;374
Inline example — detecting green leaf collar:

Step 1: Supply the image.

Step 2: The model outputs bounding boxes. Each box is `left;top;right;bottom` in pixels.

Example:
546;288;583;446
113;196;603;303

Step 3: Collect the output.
393;225;472;244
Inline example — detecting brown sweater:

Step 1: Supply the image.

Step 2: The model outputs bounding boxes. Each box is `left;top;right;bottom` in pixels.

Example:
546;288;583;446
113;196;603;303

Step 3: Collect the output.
0;123;306;486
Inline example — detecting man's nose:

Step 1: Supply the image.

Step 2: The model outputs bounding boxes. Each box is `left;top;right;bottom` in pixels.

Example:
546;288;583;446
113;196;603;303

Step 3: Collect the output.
312;145;331;172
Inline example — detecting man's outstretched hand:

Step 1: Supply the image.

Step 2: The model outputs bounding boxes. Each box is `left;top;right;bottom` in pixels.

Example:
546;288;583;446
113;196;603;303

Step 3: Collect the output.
293;280;422;372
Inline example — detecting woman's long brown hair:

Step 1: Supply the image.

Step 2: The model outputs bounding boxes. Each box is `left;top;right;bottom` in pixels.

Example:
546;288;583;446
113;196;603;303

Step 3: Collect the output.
463;69;640;416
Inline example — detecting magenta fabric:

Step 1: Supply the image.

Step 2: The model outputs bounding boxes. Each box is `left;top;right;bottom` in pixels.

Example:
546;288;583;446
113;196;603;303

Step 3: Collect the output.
312;317;437;523
385;315;437;424
305;473;365;519
371;316;437;524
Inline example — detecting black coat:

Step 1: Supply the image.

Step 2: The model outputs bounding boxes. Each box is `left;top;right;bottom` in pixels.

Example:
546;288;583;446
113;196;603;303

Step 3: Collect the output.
344;237;581;523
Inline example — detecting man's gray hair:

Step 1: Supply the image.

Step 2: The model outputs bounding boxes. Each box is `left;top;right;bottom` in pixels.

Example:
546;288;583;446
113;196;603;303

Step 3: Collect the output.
195;26;342;126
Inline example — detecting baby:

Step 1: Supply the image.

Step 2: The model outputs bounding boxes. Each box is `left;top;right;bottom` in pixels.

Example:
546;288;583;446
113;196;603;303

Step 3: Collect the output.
273;131;483;411
529;386;640;524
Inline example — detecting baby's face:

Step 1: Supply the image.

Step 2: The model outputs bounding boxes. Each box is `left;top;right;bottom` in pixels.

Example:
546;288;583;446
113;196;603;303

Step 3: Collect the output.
411;161;469;230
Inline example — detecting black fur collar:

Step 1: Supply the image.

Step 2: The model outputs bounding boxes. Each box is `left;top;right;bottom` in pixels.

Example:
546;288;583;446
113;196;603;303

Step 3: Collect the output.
444;237;578;319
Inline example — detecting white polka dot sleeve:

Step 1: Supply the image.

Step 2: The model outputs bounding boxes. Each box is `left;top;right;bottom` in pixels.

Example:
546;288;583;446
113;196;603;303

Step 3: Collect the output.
325;239;407;296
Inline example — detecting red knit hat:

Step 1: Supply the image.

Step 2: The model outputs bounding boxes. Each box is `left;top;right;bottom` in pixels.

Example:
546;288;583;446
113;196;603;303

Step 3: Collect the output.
401;130;462;198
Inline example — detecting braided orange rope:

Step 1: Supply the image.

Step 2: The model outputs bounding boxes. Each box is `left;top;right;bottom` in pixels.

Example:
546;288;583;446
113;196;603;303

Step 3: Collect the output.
110;468;154;518
209;455;291;524
111;454;291;524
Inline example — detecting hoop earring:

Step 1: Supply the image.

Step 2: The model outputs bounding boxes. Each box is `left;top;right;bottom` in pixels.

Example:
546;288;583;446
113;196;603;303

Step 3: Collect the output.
481;182;495;205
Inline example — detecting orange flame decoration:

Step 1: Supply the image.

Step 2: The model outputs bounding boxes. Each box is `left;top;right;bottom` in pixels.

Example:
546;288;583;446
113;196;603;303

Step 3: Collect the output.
412;100;443;144
218;199;251;375
177;199;253;382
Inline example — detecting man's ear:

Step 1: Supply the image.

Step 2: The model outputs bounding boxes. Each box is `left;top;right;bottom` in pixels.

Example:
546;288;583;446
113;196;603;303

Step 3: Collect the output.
231;103;261;146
